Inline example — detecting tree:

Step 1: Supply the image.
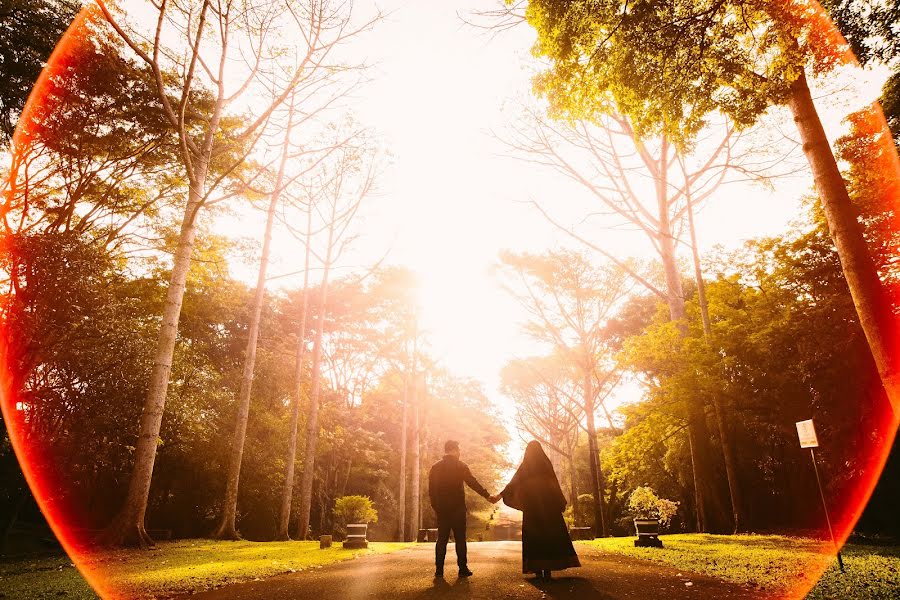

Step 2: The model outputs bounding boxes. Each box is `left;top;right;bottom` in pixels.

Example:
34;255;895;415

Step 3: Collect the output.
274;176;316;541
503;105;762;531
501;354;583;522
612;200;892;532
295;137;378;539
0;0;79;142
518;0;900;415
212;97;301;540
2;9;180;248
498;250;630;536
93;0;373;547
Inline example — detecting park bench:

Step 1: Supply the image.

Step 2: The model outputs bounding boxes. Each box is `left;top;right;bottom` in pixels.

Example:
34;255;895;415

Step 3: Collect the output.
417;528;438;542
568;526;593;541
633;518;663;548
342;523;368;549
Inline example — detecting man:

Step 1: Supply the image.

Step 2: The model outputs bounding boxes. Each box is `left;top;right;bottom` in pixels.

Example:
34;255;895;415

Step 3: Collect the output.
428;439;497;578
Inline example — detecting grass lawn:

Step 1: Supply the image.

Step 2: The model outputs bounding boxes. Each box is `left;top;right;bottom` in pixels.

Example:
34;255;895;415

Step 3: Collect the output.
579;534;900;599
0;540;412;599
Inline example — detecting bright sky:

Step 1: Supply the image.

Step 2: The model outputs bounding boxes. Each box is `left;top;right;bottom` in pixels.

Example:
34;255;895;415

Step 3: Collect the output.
213;0;889;451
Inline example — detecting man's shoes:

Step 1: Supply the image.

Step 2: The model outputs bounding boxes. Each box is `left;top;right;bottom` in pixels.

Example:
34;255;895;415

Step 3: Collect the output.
434;569;444;578
458;567;474;577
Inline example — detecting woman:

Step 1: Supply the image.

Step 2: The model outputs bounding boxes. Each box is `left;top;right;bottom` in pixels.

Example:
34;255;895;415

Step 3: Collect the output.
495;441;580;580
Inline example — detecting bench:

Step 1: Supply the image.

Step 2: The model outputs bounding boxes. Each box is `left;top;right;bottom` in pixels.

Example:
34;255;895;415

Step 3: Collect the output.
417;528;439;542
343;523;368;549
569;526;593;540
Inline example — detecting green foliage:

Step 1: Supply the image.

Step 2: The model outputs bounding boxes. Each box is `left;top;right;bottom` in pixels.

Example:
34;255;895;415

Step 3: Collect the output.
605;201;893;532
836;105;900;290
820;0;900;66
5;7;183;247
563;493;596;529
520;0;847;146
333;495;378;526
881;72;900;147
0;0;80;142
626;486;678;527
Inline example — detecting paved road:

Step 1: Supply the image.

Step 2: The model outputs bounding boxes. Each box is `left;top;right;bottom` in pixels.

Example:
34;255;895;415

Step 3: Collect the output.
185;541;769;600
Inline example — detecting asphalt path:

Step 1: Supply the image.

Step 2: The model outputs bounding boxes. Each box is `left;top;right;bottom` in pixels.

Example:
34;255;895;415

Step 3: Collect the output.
184;541;770;600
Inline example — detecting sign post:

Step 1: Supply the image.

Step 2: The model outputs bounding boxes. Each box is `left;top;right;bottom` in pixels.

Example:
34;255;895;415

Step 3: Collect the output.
795;419;844;572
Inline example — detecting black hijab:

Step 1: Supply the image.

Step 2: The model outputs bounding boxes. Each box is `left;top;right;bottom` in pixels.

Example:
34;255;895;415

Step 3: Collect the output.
501;441;567;513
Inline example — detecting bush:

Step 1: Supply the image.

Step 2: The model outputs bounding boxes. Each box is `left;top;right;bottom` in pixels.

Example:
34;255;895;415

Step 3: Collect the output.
333;495;378;527
626;486;679;528
563;493;596;529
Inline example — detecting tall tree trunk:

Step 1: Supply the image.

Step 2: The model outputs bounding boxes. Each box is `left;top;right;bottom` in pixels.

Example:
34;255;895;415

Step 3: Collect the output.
296;213;336;539
101;165;208;547
583;372;608;537
407;334;420;542
656;141;727;533
213;108;293;540
788;71;900;415
568;455;579;527
397;352;409;541
685;189;743;533
688;436;702;532
275;202;313;541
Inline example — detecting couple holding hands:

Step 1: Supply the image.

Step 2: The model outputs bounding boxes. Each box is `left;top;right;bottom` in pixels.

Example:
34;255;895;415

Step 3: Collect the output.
427;439;581;580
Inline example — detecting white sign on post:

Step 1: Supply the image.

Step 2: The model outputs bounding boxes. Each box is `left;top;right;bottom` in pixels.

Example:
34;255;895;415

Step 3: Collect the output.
796;419;819;448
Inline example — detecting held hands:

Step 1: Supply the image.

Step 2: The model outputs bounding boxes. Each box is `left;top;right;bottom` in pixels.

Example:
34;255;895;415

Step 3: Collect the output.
488;494;502;504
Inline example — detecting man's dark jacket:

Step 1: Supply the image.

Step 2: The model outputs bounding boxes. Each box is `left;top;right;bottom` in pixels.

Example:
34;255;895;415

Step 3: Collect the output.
428;454;491;516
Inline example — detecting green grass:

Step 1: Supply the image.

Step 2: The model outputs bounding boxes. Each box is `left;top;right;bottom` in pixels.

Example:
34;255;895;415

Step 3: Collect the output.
0;540;412;599
579;534;900;599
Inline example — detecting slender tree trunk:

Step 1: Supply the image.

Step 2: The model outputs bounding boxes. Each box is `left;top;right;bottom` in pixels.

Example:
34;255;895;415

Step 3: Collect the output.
583;372;608;537
407;333;420;542
685;189;743;533
296;215;336;539
275;203;313;541
788;71;900;415
101;165;208;547
656;141;726;533
418;374;429;533
568;455;579;527
397;352;409;541
214;108;293;540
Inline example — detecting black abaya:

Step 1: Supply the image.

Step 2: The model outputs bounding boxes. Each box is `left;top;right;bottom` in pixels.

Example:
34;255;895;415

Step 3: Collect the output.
500;441;581;574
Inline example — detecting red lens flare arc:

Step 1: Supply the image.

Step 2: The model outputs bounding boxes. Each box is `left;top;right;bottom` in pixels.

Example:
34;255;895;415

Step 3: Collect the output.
1;6;120;599
1;2;898;600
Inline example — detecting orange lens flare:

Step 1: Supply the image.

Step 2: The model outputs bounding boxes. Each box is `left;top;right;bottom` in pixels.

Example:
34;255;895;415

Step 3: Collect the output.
2;8;120;598
1;2;899;600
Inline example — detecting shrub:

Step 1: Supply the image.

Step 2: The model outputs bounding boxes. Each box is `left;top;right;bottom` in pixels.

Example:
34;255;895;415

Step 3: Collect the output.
333;495;378;528
563;493;596;528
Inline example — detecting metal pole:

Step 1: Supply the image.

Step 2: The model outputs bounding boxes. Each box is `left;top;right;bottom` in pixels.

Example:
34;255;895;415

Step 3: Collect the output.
810;448;845;572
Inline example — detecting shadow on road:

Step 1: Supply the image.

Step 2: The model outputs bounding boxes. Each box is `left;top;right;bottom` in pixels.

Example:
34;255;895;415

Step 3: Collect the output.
526;576;614;599
405;574;612;599
405;576;473;598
